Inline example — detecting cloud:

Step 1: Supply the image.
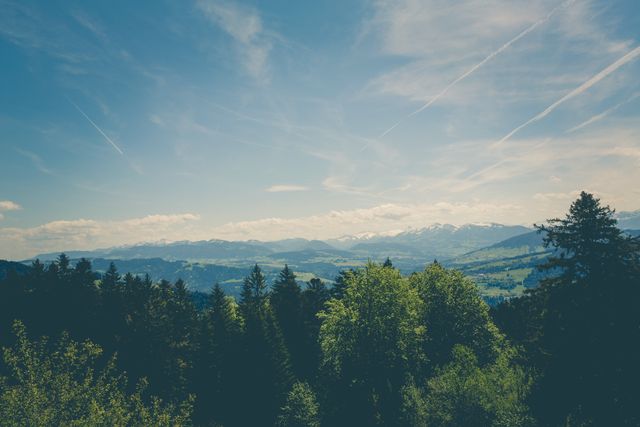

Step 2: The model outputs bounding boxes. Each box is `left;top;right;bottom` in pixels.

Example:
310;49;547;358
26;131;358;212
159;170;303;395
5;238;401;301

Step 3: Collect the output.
265;185;309;193
209;201;526;241
0;200;21;221
0;2;94;63
71;11;107;42
0;213;200;259
448;125;640;197
377;0;575;138
149;114;165;127
567;92;640;133
365;0;635;120
533;191;582;202
67;97;124;155
15;148;54;175
0;201;21;211
496;45;640;145
196;0;272;81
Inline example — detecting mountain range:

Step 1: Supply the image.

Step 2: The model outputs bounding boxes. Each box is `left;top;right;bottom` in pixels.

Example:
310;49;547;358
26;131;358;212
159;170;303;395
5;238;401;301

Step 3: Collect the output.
34;223;532;263
4;210;637;304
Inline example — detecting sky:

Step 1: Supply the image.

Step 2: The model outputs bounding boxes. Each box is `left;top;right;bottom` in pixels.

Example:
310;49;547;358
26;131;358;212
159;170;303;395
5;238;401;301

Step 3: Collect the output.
1;0;640;259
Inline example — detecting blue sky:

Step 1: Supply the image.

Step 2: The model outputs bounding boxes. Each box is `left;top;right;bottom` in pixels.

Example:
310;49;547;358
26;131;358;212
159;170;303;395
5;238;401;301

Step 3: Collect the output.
1;0;640;259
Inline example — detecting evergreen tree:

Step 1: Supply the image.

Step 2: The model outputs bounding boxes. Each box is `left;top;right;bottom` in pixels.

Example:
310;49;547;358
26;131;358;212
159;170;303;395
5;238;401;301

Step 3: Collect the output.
237;266;294;426
102;261;121;292
497;192;640;425
329;269;351;300
536;191;635;281
240;264;269;317
300;278;330;380
99;262;125;350
271;265;305;377
193;284;242;426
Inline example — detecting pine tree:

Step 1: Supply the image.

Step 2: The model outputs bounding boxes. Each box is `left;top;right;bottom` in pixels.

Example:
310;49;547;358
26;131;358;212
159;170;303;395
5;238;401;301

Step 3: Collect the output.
102;262;121;292
240;264;269;317
330;270;352;299
237;265;294;426
498;192;640;425
536;191;634;281
301;278;330;379
194;284;242;426
99;262;124;350
271;265;305;377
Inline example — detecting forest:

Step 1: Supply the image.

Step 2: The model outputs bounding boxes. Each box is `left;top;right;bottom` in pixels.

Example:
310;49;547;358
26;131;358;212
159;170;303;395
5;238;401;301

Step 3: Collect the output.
0;192;638;426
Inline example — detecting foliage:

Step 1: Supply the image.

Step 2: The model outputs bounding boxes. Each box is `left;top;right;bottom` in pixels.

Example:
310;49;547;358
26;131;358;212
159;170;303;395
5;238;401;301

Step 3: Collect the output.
495;192;640;426
0;321;192;426
192;284;242;426
319;263;425;425
271;265;305;377
276;382;321;427
410;262;503;369
300;278;330;379
0;191;637;426
239;263;269;317
423;345;533;427
398;377;428;427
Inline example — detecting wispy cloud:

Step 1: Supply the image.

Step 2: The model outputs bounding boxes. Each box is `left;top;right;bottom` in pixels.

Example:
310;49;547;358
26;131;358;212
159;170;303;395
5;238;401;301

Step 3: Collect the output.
439;125;640;198
567;92;640;133
209;201;526;242
67;97;124;155
71;11;107;42
15;148;54;175
496;45;640;145
265;185;309;193
0;213;201;259
533;190;582;202
0;200;22;221
378;0;575;138
196;0;273;81
0;201;21;211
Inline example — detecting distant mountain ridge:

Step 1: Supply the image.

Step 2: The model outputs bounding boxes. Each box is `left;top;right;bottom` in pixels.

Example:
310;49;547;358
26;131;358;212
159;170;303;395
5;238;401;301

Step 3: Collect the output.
18;222;639;304
34;223;532;263
617;210;640;230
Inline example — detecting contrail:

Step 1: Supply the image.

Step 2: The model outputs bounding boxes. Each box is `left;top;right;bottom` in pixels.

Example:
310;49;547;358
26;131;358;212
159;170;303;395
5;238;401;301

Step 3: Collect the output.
495;45;640;146
66;97;124;155
567;92;640;133
378;0;575;139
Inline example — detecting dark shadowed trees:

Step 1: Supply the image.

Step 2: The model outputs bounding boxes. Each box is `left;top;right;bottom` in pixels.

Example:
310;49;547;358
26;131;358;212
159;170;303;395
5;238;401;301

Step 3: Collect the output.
271;265;305;377
495;192;640;426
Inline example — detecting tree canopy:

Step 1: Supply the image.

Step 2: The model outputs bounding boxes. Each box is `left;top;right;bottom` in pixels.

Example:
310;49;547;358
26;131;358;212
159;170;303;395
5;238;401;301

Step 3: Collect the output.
0;191;637;425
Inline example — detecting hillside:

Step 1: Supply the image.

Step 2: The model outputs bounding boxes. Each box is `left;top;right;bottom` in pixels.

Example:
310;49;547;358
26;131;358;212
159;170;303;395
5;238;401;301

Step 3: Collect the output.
0;260;31;280
27;223;639;303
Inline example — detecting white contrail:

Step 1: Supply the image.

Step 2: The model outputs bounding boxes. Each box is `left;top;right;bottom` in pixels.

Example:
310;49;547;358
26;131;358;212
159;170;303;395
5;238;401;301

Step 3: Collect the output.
378;0;575;139
567;92;640;133
67;97;124;155
496;45;640;146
